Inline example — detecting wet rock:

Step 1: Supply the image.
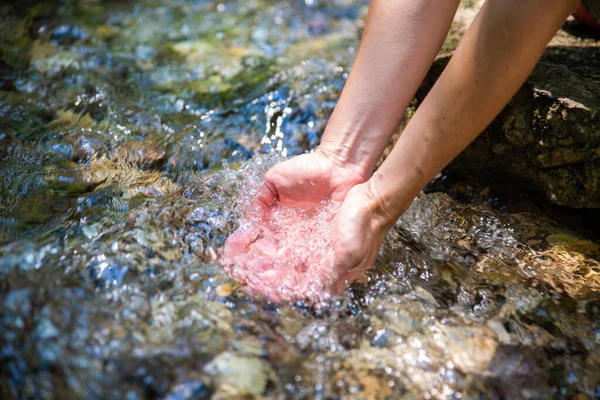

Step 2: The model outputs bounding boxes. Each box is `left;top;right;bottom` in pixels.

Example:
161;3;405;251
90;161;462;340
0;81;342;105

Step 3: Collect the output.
546;232;600;255
165;380;212;400
119;356;176;398
203;351;273;398
440;325;498;374
417;46;600;208
72;134;107;162
484;345;552;399
215;283;234;297
117;141;166;169
0;131;23;161
47;143;75;159
334;319;366;350
167;135;254;175
30;40;83;76
50;24;88;45
135;44;157;62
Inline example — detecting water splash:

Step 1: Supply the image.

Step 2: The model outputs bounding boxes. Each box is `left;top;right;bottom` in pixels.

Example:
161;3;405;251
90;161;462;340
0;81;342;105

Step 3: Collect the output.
221;155;342;303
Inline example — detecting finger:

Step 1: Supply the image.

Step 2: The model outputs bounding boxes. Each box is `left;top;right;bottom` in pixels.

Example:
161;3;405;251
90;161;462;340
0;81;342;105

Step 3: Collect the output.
345;268;368;285
335;267;368;290
255;179;278;207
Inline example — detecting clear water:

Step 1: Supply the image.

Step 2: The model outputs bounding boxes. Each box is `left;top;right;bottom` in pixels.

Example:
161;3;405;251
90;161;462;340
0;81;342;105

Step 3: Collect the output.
221;154;343;304
1;1;599;399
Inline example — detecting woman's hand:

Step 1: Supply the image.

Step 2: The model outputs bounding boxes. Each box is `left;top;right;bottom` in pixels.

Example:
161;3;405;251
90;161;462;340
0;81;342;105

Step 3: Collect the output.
251;152;411;294
329;181;404;289
224;147;372;301
333;184;393;292
254;147;368;207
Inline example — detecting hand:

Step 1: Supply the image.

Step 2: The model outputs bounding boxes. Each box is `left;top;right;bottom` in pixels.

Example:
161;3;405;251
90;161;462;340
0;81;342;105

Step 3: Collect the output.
330;181;408;291
254;147;367;208
223;147;368;299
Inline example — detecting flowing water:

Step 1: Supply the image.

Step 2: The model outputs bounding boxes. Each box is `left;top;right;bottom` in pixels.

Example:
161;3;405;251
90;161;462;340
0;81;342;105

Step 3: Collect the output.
1;0;599;399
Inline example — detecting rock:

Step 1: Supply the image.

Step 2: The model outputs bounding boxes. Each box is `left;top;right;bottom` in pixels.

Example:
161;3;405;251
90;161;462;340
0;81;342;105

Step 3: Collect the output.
416;46;600;208
484;345;552;399
546;232;600;254
117;141;166;169
440;325;498;374
215;283;234;297
203;351;273;397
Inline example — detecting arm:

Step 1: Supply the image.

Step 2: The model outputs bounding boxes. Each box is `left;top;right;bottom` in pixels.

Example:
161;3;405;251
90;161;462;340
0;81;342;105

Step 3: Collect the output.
366;0;579;227
254;0;459;208
332;0;578;279
319;0;461;179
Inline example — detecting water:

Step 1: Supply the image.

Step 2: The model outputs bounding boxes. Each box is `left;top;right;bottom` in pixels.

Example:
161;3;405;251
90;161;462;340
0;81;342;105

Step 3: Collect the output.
222;154;343;304
1;0;599;399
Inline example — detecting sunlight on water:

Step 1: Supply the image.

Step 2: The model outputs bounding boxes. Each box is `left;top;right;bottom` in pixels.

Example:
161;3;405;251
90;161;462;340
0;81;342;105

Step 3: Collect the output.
0;0;599;399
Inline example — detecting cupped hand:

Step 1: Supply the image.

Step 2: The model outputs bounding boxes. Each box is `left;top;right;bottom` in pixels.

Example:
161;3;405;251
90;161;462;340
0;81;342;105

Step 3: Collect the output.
225;148;407;302
223;147;369;302
330;182;402;291
254;147;367;207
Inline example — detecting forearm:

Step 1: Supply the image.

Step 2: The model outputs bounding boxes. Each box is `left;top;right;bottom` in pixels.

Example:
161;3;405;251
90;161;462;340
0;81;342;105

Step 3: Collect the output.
318;0;460;179
370;0;578;223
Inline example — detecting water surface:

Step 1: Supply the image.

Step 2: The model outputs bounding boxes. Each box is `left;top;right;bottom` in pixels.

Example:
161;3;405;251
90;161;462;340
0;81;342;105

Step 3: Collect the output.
1;1;599;399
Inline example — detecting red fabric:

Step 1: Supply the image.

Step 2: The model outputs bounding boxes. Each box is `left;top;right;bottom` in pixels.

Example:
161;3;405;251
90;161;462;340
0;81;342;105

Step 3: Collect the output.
572;3;600;30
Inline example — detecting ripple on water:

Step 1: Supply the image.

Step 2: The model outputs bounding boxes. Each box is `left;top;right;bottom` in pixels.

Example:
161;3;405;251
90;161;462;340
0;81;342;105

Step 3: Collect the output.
1;0;599;398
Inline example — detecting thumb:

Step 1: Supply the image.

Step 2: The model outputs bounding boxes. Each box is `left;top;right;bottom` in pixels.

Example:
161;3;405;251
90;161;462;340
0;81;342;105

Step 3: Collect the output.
255;178;278;208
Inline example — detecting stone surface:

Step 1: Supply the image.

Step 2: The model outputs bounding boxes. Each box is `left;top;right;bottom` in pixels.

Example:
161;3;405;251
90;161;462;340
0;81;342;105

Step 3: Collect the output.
416;40;600;209
203;351;274;398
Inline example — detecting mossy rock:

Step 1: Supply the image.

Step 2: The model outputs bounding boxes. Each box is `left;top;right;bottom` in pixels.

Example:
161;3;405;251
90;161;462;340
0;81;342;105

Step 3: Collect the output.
416;45;600;208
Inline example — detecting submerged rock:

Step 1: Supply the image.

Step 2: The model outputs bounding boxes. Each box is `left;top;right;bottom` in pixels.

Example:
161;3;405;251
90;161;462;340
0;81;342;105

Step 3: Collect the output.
417;46;600;208
203;351;274;398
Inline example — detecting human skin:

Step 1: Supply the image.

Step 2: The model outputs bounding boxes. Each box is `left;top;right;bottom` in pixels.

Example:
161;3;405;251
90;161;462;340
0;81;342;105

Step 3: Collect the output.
332;0;579;281
255;0;580;285
255;0;460;216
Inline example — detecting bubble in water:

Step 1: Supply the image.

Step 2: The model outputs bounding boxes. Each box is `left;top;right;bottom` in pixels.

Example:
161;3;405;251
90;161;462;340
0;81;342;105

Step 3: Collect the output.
221;155;343;304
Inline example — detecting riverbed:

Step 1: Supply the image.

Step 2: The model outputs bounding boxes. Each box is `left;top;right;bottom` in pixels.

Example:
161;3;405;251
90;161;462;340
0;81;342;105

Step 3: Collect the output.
1;1;599;398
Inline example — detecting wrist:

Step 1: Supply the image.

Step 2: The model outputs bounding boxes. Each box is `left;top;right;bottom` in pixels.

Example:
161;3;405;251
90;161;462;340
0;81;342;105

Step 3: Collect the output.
318;111;395;180
362;171;420;229
314;144;371;182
